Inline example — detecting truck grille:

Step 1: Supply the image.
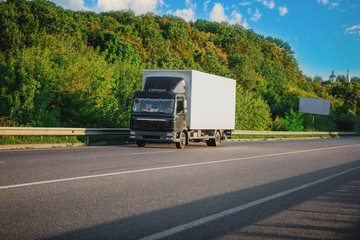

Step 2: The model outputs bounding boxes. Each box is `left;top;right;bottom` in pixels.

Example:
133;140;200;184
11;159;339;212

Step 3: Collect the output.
133;119;168;132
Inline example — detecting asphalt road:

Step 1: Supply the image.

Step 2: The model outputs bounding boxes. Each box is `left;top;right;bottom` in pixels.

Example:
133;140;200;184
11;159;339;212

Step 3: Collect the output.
1;138;360;240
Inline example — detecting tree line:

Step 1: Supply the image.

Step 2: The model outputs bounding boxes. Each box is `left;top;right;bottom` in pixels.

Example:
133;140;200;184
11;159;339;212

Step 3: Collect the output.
0;0;359;132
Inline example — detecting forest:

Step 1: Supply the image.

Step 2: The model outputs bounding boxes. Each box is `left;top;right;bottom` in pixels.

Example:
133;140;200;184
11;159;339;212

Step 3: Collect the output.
1;0;360;132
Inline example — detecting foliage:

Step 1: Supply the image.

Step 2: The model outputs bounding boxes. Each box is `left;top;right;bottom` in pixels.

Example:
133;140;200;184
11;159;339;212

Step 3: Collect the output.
313;75;323;83
235;86;272;130
282;108;305;131
351;76;360;84
0;116;23;127
0;0;359;131
0;135;81;145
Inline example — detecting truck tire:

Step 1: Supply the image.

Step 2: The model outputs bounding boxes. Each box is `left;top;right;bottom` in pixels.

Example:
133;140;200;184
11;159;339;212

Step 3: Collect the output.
176;131;186;149
136;141;146;147
214;131;221;147
206;131;221;147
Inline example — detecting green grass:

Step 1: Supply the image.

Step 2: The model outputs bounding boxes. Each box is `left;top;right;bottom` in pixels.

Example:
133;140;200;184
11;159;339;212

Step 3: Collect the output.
0;135;130;145
0;135;83;145
230;134;357;140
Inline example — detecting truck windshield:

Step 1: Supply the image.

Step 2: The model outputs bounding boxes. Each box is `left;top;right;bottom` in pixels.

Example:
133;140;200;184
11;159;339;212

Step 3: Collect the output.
132;98;175;114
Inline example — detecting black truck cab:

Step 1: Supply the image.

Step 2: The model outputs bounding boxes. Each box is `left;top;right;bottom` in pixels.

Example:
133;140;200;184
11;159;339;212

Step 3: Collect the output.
128;77;187;148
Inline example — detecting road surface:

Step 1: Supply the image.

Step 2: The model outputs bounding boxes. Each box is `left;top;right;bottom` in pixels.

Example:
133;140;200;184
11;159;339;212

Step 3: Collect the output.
1;137;360;239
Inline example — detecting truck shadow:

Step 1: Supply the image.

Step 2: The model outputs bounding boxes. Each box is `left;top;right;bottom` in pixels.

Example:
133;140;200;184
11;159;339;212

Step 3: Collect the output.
127;143;212;149
40;160;360;240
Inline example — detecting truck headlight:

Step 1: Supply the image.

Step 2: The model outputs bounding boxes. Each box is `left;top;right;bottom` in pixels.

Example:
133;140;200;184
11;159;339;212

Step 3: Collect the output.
166;132;174;137
130;131;135;135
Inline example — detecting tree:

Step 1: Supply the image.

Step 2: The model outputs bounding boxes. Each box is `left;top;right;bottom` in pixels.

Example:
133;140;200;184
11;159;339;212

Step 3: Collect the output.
1;0;357;131
282;109;305;131
351;76;360;84
313;75;323;83
337;75;347;83
304;75;313;82
92;31;140;64
0;35;121;127
235;86;272;130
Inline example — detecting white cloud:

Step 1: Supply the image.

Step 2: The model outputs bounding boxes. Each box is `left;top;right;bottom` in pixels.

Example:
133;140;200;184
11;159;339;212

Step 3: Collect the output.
210;3;228;22
250;8;261;22
345;24;360;35
209;3;248;28
317;0;341;9
170;0;196;22
52;0;90;11
204;0;211;12
279;6;288;16
185;0;193;8
97;0;158;15
173;8;196;21
247;8;252;15
263;0;275;9
229;10;242;25
238;2;252;6
317;0;329;5
159;0;168;8
241;18;249;29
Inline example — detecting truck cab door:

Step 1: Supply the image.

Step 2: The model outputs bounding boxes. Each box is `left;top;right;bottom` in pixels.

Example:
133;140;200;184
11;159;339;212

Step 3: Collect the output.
175;97;186;132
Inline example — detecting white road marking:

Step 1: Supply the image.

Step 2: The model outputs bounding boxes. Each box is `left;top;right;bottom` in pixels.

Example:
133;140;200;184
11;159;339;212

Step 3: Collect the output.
1;143;360;190
139;165;360;240
132;150;175;155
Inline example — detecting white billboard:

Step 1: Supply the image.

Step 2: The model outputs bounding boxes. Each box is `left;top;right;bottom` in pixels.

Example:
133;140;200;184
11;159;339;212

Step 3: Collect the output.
299;97;330;116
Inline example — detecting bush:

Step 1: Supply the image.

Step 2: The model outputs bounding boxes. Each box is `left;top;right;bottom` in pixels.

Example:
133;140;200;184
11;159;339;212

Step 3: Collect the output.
272;116;284;131
235;87;272;130
282;108;305;131
333;112;359;132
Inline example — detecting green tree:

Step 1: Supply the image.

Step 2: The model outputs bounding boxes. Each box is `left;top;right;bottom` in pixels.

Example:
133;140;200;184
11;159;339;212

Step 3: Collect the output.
0;35;121;127
2;0;357;132
337;75;347;83
351;76;360;83
313;75;323;83
282;109;305;131
92;31;140;64
235;87;272;130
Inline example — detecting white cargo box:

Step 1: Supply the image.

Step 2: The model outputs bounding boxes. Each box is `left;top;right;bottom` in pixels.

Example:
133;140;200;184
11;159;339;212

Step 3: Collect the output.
142;70;236;130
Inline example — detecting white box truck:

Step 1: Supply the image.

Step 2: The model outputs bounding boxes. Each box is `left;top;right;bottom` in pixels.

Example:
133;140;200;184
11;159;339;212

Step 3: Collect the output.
126;70;236;148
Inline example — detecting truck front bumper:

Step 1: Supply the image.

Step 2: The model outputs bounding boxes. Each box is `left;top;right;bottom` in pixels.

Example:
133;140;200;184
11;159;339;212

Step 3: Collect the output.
129;130;178;143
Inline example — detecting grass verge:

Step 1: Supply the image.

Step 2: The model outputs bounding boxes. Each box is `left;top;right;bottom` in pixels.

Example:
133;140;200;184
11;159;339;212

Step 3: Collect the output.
230;134;358;140
0;135;82;145
0;135;130;145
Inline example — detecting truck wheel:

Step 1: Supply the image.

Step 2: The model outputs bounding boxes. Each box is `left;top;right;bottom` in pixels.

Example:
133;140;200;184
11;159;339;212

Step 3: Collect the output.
206;131;221;147
136;141;146;147
176;131;186;149
214;131;221;147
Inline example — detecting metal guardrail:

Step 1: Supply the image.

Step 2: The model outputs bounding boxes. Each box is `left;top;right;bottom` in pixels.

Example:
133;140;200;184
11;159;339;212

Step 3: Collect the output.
0;127;129;136
0;127;356;136
231;130;356;135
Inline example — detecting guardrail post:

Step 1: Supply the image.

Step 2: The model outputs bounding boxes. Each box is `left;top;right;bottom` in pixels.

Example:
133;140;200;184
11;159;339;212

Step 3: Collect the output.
85;136;90;146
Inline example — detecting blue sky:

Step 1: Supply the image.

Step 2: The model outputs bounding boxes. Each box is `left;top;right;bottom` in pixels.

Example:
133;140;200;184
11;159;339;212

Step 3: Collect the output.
52;0;360;80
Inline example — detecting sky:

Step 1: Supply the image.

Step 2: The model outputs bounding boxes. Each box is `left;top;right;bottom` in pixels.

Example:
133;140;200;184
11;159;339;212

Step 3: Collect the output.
51;0;360;80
